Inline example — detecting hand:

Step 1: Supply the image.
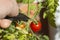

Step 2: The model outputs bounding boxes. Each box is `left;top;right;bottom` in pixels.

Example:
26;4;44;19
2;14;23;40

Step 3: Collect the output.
0;0;19;28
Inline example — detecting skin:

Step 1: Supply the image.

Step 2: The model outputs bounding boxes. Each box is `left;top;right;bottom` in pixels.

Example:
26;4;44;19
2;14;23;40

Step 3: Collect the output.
0;0;19;28
0;0;40;28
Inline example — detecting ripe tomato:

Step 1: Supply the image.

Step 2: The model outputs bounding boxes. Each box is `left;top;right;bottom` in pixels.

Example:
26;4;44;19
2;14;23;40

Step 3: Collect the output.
30;21;42;32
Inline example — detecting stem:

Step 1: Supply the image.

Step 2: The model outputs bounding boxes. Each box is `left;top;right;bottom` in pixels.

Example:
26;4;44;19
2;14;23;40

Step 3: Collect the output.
29;18;38;24
30;28;40;40
33;3;39;19
28;0;30;17
30;4;39;24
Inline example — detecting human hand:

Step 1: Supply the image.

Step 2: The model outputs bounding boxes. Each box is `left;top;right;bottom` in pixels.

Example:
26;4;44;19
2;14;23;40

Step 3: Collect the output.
0;0;19;28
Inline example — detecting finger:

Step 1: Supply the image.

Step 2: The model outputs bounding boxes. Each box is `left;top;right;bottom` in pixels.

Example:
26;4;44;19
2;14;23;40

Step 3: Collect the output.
0;19;12;28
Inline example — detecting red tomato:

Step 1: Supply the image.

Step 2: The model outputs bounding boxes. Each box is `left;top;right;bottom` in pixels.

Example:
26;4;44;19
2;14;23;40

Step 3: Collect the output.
30;21;42;32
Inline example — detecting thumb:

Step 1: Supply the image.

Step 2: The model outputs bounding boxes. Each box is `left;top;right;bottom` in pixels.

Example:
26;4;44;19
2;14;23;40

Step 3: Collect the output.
0;19;12;29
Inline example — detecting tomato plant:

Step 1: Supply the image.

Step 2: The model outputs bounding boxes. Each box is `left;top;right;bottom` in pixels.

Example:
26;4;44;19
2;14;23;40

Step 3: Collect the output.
30;21;42;32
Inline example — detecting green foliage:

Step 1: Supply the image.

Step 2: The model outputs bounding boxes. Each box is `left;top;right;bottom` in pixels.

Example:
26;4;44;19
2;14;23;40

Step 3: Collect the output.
16;0;34;3
0;21;49;40
43;0;58;27
16;0;22;3
22;0;34;3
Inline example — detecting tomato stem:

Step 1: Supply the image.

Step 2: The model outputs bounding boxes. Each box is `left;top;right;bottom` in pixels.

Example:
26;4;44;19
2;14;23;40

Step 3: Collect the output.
28;0;30;17
29;18;38;24
30;28;40;40
33;2;40;19
30;3;40;24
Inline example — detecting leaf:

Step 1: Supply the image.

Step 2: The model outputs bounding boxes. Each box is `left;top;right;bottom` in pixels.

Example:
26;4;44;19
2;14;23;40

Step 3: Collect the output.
43;12;47;19
22;0;34;3
3;34;15;40
0;29;3;33
43;35;49;40
18;35;26;40
16;0;23;3
16;27;28;34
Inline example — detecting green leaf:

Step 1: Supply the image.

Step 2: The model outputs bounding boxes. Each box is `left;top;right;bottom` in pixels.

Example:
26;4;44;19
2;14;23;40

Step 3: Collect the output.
43;35;49;40
0;29;3;33
18;35;26;40
16;0;22;3
3;34;15;40
30;4;36;10
43;12;47;19
22;0;34;3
